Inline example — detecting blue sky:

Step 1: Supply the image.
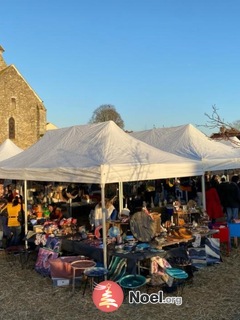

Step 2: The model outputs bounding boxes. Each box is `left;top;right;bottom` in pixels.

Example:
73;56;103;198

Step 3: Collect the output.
1;0;240;135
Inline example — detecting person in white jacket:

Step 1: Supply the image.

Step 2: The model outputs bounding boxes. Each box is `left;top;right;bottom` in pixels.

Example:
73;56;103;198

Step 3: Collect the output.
94;198;117;227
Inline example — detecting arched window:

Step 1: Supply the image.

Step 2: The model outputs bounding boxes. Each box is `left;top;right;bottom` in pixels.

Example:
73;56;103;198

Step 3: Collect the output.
9;117;15;139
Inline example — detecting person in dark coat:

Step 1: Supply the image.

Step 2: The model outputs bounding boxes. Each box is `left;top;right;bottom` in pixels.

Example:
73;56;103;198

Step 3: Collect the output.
217;177;229;213
225;175;240;223
210;175;220;191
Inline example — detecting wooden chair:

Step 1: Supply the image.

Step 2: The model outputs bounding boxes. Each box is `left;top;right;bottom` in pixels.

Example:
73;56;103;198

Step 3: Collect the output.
107;256;127;282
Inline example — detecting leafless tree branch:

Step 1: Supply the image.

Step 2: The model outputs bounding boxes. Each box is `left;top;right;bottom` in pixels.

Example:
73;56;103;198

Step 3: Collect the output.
198;105;240;146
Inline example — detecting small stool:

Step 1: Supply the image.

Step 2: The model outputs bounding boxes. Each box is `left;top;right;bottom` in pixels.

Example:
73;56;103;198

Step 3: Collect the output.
71;260;96;294
83;267;108;296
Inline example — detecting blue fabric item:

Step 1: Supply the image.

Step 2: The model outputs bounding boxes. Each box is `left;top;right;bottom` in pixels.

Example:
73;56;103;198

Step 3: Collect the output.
188;248;206;258
46;237;60;251
205;238;220;265
96;262;104;268
110;209;118;221
165;268;188;279
228;222;240;237
84;267;108;277
188;247;207;269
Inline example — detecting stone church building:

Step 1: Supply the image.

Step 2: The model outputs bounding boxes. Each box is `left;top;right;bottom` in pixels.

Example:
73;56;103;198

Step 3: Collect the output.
0;45;47;150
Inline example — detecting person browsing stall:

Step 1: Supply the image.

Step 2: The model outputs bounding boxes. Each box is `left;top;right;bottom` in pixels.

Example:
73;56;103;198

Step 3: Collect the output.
48;203;63;221
94;198;118;227
7;196;24;246
224;175;240;223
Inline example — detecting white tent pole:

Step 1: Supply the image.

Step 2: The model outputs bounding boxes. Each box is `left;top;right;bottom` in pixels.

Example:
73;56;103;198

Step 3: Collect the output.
101;184;107;269
119;182;123;213
201;174;206;210
24;180;28;249
69;198;72;217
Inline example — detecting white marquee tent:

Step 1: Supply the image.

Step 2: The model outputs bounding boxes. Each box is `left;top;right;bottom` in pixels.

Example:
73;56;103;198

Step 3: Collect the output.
0;121;204;267
0;139;23;161
130;124;240;172
218;136;240;148
0;121;204;183
130;124;240;211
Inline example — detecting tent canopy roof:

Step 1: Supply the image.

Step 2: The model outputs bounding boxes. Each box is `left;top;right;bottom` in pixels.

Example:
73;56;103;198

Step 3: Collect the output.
130;124;240;171
0;121;203;183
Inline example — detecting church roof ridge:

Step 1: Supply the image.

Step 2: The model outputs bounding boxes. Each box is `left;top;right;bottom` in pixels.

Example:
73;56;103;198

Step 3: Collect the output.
0;64;46;109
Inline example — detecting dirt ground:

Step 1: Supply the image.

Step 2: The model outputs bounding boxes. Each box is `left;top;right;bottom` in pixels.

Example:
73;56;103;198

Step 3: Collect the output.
0;246;240;320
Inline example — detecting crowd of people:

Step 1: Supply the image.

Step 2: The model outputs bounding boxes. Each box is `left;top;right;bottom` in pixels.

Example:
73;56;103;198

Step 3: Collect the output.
0;175;240;248
0;184;70;249
123;175;240;226
205;174;240;224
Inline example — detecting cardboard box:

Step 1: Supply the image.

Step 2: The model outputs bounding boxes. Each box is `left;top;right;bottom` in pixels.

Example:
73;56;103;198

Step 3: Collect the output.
52;277;82;287
49;256;86;279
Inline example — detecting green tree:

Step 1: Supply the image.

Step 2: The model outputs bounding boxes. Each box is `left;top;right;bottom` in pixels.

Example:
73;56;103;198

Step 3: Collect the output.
89;104;124;129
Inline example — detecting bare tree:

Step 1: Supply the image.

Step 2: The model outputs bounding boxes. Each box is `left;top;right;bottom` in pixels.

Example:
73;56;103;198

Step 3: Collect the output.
199;105;240;146
231;120;240;131
89;104;124;129
202;105;231;131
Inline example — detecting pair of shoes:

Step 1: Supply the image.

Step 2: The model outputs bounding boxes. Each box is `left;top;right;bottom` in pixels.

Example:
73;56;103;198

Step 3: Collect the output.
171;230;183;239
170;228;192;240
178;228;192;239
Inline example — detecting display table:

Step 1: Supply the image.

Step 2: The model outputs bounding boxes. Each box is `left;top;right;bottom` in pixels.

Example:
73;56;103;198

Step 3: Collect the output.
112;249;166;275
61;238;104;264
61;229;217;277
61;237;167;274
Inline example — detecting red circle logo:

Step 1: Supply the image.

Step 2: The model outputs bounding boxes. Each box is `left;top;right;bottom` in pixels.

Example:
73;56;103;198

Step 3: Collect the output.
92;280;124;312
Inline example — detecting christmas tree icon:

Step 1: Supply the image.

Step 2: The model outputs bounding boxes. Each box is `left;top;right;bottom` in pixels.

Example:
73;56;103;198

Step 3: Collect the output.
99;283;118;309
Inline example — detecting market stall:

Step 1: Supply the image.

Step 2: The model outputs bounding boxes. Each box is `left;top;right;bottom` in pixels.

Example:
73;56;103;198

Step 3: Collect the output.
0;121;204;268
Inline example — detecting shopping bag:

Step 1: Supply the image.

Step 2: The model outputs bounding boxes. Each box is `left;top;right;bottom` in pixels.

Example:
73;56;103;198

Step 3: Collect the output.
35;247;59;277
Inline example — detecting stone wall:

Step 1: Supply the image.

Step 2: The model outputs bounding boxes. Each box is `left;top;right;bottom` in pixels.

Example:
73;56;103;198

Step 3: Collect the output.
0;65;47;149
